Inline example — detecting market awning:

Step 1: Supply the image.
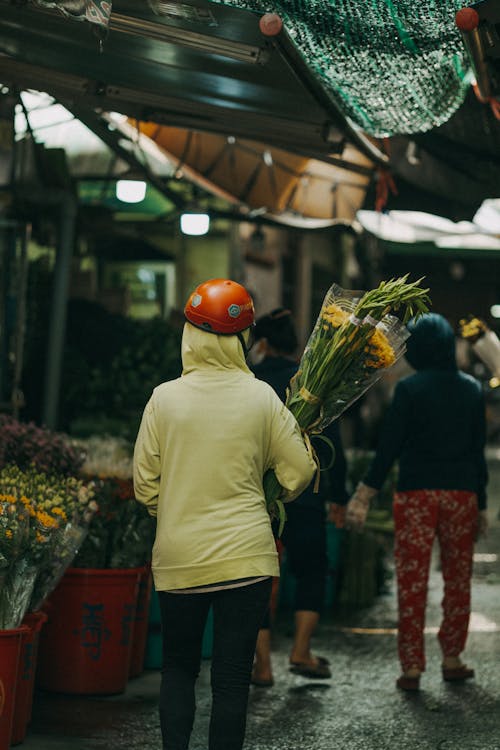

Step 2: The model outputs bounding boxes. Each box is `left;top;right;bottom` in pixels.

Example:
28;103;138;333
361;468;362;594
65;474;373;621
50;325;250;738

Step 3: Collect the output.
133;122;374;227
357;202;500;255
0;0;387;165
1;1;499;224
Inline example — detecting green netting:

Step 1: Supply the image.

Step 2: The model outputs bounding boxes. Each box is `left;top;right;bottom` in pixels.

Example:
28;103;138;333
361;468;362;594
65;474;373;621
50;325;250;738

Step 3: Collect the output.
214;0;474;138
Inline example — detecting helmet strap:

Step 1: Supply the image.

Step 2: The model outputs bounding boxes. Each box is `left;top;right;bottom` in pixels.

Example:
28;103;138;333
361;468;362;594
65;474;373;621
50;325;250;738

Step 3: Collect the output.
237;326;255;358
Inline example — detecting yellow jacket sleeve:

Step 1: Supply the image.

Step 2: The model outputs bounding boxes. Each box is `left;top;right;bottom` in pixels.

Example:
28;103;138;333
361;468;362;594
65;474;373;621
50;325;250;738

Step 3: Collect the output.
269;401;316;502
133;398;161;517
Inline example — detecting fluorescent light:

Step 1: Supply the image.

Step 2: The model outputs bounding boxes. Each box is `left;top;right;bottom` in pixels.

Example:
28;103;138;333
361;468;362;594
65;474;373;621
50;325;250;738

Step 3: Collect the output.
490;305;500;318
116;180;147;203
180;213;210;236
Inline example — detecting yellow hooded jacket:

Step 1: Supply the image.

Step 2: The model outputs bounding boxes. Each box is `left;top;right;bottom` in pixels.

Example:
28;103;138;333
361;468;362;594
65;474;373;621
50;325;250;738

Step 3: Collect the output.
133;322;316;590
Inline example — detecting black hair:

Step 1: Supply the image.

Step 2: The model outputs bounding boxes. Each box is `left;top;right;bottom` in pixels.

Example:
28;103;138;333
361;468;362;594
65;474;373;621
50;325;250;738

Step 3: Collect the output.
253;307;298;355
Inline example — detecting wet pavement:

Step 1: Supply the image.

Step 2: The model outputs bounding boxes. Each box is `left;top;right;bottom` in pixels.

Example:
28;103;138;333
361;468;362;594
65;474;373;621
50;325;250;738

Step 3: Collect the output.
21;454;500;750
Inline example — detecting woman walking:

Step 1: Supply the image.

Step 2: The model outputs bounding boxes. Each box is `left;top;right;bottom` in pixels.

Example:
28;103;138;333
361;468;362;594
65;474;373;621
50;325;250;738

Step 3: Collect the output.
134;279;315;749
250;307;348;685
346;313;489;691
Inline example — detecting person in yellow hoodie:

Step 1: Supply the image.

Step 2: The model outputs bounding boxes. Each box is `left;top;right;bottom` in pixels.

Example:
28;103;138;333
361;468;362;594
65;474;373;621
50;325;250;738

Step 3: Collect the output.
133;278;315;750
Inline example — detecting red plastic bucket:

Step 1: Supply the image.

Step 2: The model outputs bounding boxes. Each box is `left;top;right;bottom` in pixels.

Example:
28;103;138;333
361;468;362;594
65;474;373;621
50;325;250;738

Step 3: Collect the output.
11;611;48;745
0;627;27;750
36;567;140;695
128;566;152;678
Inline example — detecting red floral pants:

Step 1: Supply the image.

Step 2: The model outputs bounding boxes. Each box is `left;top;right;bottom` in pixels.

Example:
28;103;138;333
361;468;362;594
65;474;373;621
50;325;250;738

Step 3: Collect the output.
393;489;478;673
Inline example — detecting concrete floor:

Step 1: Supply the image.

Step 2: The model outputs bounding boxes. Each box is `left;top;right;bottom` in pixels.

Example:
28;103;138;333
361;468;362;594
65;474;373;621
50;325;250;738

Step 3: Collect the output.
19;455;500;750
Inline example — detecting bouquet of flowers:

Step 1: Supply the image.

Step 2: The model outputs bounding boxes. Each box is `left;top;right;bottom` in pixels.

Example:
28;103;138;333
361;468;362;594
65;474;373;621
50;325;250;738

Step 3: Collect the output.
73;476;154;569
73;436;155;569
0;465;97;625
0;415;86;476
265;275;431;531
459;315;500;380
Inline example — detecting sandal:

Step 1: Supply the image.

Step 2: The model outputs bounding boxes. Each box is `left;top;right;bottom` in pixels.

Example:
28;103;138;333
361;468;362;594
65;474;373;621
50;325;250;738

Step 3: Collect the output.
289;659;332;679
396;674;420;691
316;655;330;666
442;665;474;682
250;676;274;687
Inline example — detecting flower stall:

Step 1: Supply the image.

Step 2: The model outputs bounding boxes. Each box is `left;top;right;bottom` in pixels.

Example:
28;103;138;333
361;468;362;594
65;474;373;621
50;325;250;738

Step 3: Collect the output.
0;419;156;745
0;416;95;748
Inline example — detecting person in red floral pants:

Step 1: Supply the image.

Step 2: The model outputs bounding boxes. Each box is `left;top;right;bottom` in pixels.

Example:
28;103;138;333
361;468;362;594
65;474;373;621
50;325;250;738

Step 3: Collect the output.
394;489;478;677
345;313;489;691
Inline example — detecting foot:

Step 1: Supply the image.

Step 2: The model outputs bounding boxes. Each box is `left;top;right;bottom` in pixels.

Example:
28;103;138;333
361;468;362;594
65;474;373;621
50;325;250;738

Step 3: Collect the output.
396;667;421;692
289;655;331;679
442;659;474;682
250;668;274;687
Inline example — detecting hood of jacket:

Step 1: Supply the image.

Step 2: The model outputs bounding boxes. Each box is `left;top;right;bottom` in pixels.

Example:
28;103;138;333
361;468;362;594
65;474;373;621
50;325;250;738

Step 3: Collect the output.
405;313;457;371
181;321;253;375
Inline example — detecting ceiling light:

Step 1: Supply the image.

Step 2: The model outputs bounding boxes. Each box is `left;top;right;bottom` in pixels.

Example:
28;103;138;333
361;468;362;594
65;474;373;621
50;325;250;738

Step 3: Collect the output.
180;212;210;236
116;180;147;203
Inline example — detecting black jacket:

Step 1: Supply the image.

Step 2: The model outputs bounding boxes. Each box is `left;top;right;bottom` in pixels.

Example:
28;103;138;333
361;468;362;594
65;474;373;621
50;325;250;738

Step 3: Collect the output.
365;314;488;508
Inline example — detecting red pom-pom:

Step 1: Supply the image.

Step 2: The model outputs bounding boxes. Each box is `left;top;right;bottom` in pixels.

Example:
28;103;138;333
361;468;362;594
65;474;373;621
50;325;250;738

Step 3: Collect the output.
259;13;283;37
455;7;479;32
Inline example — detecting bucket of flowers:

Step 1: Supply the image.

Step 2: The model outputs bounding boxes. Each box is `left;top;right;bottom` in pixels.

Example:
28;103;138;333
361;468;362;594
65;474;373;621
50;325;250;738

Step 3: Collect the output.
0;463;97;746
36;436;155;693
0;416;97;624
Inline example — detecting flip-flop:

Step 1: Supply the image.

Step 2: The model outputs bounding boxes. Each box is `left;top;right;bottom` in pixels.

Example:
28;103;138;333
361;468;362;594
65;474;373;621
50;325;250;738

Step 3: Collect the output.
442;665;474;682
289;660;331;679
316;656;330;666
396;674;420;691
250;675;274;687
289;655;330;666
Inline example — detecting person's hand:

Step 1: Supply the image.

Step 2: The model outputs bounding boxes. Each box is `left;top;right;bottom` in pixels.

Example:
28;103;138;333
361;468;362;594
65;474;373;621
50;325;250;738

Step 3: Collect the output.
328;503;346;529
345;483;378;532
477;510;489;540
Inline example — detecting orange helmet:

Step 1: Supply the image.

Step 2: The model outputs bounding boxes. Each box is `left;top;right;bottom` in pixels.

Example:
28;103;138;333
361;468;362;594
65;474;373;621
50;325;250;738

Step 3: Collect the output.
184;278;255;334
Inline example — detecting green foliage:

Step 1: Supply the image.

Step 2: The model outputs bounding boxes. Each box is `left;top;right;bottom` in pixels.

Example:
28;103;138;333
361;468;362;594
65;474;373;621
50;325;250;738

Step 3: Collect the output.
64;309;182;439
21;264;182;438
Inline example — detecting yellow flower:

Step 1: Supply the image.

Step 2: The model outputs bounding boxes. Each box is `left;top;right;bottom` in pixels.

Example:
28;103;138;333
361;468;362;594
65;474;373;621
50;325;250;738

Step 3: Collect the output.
322;304;350;328
459;317;487;340
36;509;59;528
365;328;396;369
6;529;13;538
51;507;67;521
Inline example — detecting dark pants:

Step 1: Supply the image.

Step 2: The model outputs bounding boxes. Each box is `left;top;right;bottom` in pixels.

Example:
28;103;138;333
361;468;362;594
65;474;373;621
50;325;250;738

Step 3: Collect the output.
261;505;327;628
282;504;328;612
158;578;272;750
